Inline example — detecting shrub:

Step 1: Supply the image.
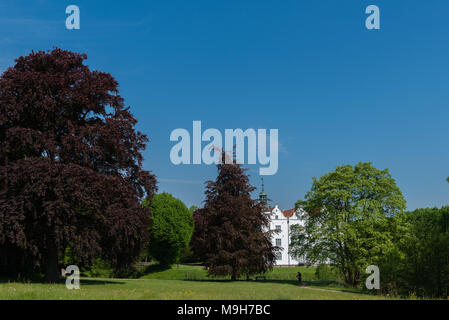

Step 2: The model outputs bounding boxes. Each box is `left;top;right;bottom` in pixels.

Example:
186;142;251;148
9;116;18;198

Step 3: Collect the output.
143;193;194;266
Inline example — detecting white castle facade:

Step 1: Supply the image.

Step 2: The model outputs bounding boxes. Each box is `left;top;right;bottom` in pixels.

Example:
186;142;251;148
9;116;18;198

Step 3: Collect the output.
259;183;306;266
264;204;307;266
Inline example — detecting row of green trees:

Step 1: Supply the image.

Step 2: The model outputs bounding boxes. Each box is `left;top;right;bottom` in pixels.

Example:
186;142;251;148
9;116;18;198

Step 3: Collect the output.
290;162;449;298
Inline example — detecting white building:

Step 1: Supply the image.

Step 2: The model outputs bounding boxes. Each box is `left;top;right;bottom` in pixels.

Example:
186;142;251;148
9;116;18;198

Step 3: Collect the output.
259;183;306;266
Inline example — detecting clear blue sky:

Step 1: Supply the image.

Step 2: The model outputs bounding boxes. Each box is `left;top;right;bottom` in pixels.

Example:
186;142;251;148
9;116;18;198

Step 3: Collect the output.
1;0;448;210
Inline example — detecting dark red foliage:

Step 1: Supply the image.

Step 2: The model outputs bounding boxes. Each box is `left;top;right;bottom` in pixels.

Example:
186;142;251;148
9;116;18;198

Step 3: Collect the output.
0;49;157;281
191;153;277;280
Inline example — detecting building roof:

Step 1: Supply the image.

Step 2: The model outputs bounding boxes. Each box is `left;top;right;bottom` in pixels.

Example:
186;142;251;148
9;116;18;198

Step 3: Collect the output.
268;205;297;218
282;209;296;218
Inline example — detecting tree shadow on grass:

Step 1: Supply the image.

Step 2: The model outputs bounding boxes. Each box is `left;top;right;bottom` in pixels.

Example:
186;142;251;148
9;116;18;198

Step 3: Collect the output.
79;278;125;286
181;278;235;283
138;263;171;276
0;275;124;286
180;278;299;285
0;273;44;284
180;278;361;294
300;280;365;295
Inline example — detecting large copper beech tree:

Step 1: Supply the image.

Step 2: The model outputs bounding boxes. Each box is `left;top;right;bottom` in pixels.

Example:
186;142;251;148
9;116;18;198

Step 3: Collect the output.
0;49;157;282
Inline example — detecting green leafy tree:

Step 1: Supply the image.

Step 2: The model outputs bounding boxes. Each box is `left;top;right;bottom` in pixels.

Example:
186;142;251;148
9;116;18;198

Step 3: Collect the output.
379;207;449;298
142;193;194;266
290;162;406;287
177;205;199;263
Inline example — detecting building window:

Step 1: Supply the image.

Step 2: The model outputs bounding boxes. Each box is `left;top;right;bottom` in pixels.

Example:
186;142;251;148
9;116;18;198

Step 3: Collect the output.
275;215;278;220
275;225;281;231
275;252;282;260
276;239;281;246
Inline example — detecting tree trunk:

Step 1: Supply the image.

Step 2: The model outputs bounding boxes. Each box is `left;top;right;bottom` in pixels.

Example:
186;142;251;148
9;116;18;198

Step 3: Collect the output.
44;241;59;283
437;264;442;298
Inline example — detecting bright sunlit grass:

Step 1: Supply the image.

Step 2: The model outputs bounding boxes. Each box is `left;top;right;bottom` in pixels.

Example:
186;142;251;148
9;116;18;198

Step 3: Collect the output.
0;265;386;300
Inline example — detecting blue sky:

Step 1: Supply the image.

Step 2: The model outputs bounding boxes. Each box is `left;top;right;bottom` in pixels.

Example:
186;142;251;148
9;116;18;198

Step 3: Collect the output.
1;0;448;210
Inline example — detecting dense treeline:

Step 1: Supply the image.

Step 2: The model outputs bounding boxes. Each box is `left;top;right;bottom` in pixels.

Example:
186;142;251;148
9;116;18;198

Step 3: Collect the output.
379;206;449;298
291;163;449;298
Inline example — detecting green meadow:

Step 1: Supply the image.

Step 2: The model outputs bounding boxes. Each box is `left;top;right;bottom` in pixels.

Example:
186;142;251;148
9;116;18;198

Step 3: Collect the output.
0;264;388;300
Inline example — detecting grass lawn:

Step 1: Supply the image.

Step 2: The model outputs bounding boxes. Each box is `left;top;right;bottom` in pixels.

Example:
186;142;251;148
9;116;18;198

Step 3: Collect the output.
139;264;318;281
0;264;387;300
